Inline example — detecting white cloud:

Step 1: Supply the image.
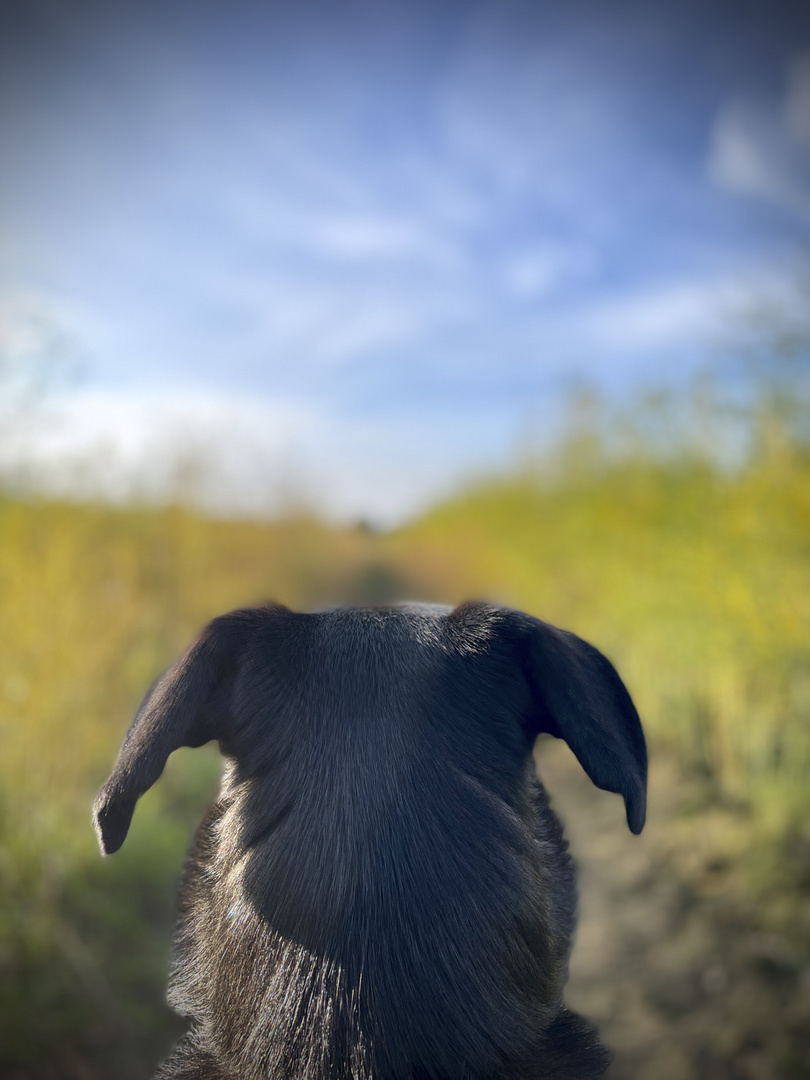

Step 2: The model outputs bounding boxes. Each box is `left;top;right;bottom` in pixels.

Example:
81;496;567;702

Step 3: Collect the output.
709;52;810;217
573;268;810;365
500;243;596;300
0;388;324;513
0;291;81;364
584;281;738;349
0;386;510;526
309;214;463;268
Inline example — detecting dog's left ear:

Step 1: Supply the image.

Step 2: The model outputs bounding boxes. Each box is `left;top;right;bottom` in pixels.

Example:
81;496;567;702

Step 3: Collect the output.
92;610;254;856
505;611;647;834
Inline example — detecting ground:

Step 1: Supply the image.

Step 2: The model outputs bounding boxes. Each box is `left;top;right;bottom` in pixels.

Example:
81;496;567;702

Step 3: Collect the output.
536;740;810;1080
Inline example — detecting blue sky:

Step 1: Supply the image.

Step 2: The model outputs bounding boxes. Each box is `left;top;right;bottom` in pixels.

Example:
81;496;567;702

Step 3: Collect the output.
1;0;809;522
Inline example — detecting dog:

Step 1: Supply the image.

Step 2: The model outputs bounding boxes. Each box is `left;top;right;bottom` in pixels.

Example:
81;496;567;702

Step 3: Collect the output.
93;601;646;1080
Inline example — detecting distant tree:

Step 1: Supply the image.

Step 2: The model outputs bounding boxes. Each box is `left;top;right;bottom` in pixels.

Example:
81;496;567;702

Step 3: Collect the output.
0;295;82;488
0;296;79;412
728;264;810;453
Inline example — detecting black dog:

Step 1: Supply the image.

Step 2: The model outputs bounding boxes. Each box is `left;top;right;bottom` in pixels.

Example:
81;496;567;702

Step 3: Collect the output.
93;601;646;1080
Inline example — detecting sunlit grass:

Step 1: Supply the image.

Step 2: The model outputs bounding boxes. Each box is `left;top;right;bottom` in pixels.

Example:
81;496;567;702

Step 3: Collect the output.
392;429;810;837
0;502;385;1076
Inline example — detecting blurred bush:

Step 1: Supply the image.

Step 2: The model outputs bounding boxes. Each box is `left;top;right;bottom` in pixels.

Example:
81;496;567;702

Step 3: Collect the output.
0;505;389;1077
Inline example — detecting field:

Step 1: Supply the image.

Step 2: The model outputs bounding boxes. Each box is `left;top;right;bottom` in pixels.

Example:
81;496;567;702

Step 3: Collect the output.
1;384;809;1078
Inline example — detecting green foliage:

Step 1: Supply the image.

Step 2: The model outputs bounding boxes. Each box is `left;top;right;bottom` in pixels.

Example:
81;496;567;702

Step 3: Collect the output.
0;503;382;1077
390;387;810;929
395;400;810;835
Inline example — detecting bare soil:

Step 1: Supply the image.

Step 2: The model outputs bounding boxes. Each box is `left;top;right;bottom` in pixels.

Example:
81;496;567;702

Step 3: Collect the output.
536;740;810;1080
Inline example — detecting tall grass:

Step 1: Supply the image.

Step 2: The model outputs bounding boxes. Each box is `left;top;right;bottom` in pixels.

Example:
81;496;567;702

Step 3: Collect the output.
1;378;808;1076
397;436;810;827
391;386;810;941
0;503;390;1077
406;388;810;812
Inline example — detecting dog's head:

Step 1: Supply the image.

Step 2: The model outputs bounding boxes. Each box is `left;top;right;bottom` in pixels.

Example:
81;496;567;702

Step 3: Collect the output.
93;601;646;857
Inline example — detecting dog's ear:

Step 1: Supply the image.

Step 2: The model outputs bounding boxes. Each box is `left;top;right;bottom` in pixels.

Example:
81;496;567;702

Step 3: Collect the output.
506;612;647;834
92;610;254;855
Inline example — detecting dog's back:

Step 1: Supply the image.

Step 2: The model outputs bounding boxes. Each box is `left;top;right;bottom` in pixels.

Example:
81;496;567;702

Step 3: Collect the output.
94;602;646;1080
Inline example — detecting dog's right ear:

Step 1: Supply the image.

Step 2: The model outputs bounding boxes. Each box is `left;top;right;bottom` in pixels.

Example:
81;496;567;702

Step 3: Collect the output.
497;609;647;835
92;610;257;856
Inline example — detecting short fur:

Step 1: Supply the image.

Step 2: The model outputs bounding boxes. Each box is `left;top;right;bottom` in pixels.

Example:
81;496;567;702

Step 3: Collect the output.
93;601;646;1080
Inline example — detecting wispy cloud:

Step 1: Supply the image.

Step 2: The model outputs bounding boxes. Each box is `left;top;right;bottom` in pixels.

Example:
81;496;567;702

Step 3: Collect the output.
709;51;810;217
582;279;751;351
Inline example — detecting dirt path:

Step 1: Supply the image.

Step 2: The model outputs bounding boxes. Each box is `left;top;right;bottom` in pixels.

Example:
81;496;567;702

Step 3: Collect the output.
535;739;810;1080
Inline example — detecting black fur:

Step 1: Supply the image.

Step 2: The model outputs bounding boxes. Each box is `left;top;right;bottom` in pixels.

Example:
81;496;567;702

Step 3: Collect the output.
93;601;646;1080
